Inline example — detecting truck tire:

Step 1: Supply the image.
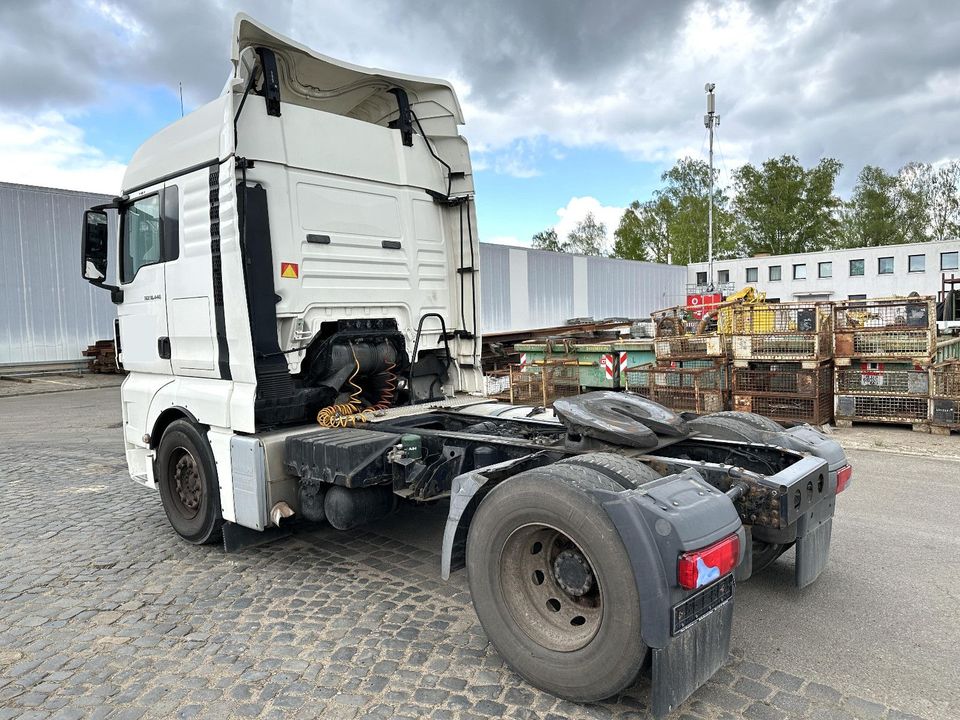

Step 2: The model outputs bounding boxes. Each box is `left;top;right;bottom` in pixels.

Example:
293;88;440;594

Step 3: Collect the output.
689;415;766;442
156;419;224;545
558;452;661;489
466;465;647;702
707;411;784;433
751;539;790;573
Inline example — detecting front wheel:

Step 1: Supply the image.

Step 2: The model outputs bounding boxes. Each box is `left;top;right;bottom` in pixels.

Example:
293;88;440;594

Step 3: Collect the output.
466;465;647;702
156;419;223;545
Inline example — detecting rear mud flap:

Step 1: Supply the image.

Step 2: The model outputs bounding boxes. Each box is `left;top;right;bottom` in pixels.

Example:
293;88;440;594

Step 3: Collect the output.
651;597;734;718
795;516;832;588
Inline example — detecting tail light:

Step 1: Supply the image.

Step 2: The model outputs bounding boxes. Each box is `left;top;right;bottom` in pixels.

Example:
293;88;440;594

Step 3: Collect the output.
836;465;853;494
678;534;740;590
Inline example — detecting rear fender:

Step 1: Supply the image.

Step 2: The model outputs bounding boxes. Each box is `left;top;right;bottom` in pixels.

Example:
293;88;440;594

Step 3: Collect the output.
441;452;554;579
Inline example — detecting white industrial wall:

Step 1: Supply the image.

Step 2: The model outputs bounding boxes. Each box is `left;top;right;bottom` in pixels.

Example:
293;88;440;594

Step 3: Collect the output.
687;240;960;301
480;243;687;333
0;182;117;366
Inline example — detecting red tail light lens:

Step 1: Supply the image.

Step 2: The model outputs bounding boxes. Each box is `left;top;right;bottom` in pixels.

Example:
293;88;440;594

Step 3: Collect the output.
678;534;740;590
836;465;853;494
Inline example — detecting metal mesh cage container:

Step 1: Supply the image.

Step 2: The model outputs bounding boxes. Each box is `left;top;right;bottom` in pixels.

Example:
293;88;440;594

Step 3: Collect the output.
835;394;929;424
833;297;936;363
732;361;833;396
733;394;833;426
931;361;960;431
487;361;581;407
834;362;929;396
652;305;730;360
625;363;728;414
731;302;833;361
732;361;833;424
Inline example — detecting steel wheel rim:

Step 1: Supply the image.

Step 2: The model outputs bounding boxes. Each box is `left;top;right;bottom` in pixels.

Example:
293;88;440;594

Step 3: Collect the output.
499;523;603;652
170;447;202;519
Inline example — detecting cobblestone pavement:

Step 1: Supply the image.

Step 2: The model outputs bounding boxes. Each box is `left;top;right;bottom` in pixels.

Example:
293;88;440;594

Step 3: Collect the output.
0;390;950;720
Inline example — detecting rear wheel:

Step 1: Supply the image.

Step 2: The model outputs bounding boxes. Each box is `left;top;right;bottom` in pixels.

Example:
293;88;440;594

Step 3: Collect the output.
708;411;784;433
156;419;223;545
466;465;647;702
558;452;661;488
751;539;787;573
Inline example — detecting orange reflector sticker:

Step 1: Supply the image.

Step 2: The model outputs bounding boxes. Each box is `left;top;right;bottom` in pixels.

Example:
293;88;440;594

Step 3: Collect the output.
280;262;299;279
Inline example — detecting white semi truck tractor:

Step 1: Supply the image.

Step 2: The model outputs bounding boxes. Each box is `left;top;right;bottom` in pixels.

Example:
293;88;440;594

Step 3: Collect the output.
79;14;851;716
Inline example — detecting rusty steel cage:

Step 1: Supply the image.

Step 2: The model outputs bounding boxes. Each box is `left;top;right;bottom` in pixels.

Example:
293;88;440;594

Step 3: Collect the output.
731;361;833;425
931;361;960;429
731;302;833;362
832;297;936;363
652;304;731;360
625;363;729;414
835;394;929;424
486;361;581;407
834;362;930;396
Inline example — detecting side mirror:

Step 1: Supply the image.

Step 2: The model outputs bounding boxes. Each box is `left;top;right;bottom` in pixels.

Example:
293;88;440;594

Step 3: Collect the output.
81;209;109;283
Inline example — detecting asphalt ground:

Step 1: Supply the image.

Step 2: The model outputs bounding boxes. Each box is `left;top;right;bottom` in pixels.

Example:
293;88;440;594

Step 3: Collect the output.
0;387;957;719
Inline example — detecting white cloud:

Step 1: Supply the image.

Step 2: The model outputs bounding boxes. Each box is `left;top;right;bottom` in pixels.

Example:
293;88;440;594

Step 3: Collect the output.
552;196;625;253
0;111;125;193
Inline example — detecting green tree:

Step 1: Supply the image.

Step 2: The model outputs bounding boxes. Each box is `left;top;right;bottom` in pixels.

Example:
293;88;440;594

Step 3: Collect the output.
658;157;736;264
843;165;929;247
732;155;843;255
531;227;566;252
900;161;960;243
612;197;674;263
613;157;734;266
566;211;607;256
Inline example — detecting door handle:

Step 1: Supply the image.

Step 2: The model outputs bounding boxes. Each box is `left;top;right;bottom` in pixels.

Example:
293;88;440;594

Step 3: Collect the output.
158;336;171;359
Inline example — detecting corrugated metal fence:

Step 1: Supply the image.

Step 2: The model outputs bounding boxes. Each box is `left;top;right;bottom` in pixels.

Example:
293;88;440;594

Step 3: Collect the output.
0;182;116;366
480;244;687;333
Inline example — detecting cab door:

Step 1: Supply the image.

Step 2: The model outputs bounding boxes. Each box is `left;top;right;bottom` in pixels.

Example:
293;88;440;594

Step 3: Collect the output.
116;190;173;375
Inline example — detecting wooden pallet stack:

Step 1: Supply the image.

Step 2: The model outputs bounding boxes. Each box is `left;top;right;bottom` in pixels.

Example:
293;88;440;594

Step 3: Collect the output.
730;302;834;425
82;340;121;374
832;297;936;431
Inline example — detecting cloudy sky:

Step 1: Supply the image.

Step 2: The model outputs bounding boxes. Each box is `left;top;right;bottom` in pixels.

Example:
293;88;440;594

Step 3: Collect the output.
2;0;960;247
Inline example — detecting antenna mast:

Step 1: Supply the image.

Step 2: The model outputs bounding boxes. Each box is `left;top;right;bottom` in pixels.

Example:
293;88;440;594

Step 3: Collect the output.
704;83;719;288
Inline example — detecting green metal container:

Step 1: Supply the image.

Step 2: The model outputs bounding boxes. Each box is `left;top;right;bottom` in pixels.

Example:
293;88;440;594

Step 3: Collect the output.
514;341;622;389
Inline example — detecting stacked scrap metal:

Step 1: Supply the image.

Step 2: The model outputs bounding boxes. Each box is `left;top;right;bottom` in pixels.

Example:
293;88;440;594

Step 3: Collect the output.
730;302;834;425
930;360;960;435
832;297;936;429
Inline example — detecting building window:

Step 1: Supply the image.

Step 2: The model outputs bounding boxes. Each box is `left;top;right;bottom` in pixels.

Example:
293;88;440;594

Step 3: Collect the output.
696;271;707;285
848;294;867;303
878;257;894;274
849;259;864;276
818;261;832;278
718;269;730;284
769;265;781;281
793;264;806;280
746;267;758;283
908;254;925;273
943;252;959;271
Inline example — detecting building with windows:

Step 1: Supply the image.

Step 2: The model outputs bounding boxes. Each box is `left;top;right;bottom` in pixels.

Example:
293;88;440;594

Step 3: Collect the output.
687;240;960;302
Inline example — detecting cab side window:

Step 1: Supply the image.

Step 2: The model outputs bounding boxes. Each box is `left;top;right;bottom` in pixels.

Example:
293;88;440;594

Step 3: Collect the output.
120;186;179;283
121;195;161;283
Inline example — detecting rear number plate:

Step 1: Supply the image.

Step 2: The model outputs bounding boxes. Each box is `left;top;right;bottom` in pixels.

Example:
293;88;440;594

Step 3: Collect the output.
672;575;734;635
